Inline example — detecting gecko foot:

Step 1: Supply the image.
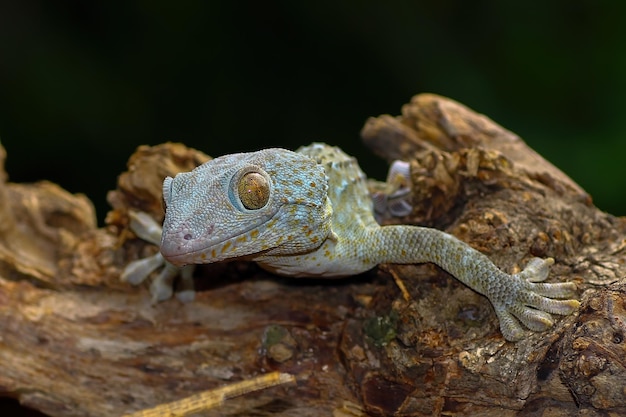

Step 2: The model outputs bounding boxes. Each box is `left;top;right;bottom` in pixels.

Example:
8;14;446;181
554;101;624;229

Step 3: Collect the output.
491;257;580;342
370;160;412;221
121;210;196;302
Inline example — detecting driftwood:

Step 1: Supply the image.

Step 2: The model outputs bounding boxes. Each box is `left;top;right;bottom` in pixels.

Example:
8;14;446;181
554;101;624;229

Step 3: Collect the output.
0;94;624;417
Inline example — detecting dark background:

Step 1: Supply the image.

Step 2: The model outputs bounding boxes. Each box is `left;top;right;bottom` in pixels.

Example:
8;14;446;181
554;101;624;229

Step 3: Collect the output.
1;1;625;225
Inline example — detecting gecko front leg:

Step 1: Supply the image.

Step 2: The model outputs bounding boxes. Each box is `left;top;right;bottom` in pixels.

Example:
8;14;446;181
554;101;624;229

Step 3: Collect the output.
121;211;195;302
366;225;579;341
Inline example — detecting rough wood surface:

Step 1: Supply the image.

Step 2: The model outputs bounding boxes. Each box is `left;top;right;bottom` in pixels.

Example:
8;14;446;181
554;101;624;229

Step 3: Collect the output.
1;94;624;417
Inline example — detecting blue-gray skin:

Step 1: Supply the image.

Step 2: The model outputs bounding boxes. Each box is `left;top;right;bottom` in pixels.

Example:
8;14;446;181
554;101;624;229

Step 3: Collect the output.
152;143;579;341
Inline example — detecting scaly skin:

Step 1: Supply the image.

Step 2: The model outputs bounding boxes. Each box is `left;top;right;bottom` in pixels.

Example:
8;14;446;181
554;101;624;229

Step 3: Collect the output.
130;143;579;341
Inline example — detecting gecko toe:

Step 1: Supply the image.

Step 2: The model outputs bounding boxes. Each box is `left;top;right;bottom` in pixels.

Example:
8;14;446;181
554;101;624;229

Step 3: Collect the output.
128;210;164;245
121;253;164;285
518;257;554;282
512;305;554;332
542;298;581;315
176;290;196;303
149;262;181;302
531;281;578;299
175;265;197;303
495;309;528;342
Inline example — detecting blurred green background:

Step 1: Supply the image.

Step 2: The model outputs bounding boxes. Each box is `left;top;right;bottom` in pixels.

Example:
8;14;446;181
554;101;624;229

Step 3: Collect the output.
1;1;625;222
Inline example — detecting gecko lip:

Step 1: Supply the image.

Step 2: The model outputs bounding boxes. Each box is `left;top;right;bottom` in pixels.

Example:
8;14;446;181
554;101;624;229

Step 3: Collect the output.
160;213;276;266
159;223;217;266
160;240;196;266
159;234;243;266
159;239;190;266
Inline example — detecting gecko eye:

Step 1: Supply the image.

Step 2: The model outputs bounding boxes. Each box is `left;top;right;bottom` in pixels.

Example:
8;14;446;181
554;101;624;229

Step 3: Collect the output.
237;171;270;210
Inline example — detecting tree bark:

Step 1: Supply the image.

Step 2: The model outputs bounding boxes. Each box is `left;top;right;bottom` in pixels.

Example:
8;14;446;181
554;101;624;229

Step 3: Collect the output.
0;94;624;417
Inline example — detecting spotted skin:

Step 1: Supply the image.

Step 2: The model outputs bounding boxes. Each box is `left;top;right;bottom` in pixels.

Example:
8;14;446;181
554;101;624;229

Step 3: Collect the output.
137;143;580;341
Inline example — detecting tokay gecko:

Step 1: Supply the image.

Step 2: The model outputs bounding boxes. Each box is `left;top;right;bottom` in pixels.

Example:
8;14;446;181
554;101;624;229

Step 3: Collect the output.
122;143;579;341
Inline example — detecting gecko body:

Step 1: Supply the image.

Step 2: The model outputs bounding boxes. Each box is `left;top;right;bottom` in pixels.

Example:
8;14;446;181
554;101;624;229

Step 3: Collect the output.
126;143;579;341
161;144;386;277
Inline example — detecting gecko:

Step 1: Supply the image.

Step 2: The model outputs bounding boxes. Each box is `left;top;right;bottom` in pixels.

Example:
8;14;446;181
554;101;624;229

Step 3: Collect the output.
122;143;579;341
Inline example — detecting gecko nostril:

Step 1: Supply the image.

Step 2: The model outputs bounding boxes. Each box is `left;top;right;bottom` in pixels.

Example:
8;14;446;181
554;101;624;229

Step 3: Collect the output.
184;233;193;240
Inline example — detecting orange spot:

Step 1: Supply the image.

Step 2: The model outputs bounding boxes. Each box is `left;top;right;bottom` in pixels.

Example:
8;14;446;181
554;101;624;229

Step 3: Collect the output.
310;182;316;187
211;249;216;258
221;241;231;253
251;229;259;238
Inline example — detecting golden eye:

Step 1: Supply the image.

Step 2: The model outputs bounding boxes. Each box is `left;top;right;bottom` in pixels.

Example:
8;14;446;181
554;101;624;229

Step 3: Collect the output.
238;172;269;210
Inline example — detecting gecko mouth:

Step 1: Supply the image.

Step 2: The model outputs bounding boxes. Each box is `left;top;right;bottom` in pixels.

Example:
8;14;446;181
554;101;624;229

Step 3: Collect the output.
160;212;276;266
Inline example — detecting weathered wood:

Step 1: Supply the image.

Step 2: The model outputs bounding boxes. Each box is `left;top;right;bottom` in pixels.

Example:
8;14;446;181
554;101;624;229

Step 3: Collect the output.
0;94;624;416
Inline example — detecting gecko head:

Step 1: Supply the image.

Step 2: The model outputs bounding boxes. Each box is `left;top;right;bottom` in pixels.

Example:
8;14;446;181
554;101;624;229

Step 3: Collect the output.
160;148;333;266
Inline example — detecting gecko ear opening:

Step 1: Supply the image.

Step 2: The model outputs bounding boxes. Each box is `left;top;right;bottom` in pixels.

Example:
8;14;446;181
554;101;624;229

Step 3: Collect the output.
162;176;173;208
